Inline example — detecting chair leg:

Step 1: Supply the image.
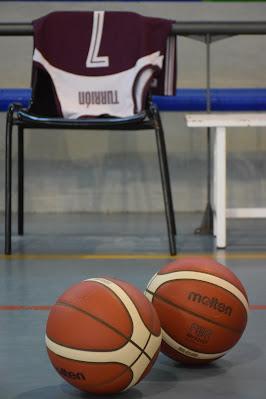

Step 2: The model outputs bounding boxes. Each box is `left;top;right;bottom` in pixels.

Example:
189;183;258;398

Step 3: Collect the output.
151;106;177;255
18;126;24;235
5;107;14;254
153;108;176;235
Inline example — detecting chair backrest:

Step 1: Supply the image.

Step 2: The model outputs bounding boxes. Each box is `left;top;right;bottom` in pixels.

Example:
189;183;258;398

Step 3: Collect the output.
29;11;176;119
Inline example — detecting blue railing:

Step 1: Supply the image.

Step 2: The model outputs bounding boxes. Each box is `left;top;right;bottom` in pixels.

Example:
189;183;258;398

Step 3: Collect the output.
1;88;266;112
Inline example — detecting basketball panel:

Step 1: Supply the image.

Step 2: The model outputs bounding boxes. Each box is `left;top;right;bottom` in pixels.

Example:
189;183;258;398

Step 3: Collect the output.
153;295;244;353
155;279;248;332
57;281;133;337
46;303;128;350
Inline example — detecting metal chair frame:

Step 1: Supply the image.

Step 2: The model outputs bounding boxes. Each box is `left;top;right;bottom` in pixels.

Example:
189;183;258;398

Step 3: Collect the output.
5;100;176;255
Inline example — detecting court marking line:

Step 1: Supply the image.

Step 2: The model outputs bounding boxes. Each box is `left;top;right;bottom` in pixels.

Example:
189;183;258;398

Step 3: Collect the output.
1;252;266;260
0;305;265;311
249;305;266;310
0;306;51;310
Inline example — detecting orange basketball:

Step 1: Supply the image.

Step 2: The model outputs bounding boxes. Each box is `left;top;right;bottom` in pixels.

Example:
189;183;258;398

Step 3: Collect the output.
145;257;249;365
46;277;162;394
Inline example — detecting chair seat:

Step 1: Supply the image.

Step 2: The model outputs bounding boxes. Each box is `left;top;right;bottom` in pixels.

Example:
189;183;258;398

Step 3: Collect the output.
16;109;153;130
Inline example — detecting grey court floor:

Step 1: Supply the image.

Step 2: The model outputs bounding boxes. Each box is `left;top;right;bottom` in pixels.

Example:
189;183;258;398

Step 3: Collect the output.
0;212;265;399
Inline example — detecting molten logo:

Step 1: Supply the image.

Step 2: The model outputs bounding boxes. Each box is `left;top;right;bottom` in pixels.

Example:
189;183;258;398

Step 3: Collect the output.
56;367;86;380
188;291;232;316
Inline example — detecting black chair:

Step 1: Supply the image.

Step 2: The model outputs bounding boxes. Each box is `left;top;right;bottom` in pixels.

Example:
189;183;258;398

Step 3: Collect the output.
5;99;177;255
5;14;176;255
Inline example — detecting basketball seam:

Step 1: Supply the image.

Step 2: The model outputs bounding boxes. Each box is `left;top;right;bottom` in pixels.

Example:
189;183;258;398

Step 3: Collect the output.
146;289;245;335
85;280;135;336
92;279;161;337
48;348;128;365
129;332;153;368
48;333;157;367
158;270;247;302
53;300;152;359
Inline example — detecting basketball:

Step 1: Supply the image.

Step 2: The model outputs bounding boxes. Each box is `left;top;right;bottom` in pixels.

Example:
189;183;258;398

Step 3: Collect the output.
145;257;249;365
45;277;162;394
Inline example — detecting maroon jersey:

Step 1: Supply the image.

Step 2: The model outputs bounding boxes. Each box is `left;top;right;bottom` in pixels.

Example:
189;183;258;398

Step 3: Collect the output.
30;11;176;118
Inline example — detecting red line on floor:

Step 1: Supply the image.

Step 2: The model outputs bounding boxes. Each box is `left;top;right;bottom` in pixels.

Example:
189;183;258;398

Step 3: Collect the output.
0;305;51;310
249;305;266;310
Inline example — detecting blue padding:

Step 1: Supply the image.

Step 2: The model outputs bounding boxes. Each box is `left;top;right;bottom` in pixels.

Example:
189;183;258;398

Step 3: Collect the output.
153;88;266;111
1;88;266;112
0;89;31;111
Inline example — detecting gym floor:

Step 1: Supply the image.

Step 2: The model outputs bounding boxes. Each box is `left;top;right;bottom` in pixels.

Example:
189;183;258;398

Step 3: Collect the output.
0;212;265;399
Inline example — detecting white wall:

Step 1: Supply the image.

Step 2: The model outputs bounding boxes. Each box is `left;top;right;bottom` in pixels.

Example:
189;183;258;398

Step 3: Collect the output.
0;2;266;213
